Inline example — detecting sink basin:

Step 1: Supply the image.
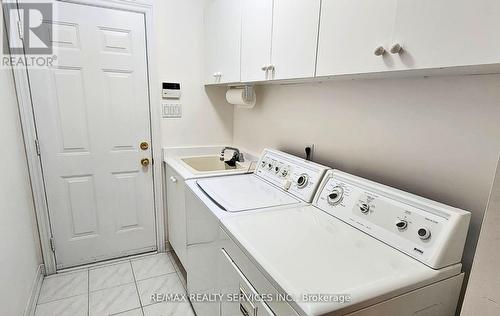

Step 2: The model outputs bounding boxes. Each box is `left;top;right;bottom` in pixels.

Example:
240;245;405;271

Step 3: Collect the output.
181;156;245;172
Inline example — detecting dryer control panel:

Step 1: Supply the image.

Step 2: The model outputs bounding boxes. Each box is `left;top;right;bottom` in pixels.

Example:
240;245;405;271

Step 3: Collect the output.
255;149;329;203
314;170;471;269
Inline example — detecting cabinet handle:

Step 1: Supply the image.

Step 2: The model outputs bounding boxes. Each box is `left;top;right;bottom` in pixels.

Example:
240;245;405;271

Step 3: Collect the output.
170;176;178;183
390;43;403;54
261;65;268;71
374;46;386;56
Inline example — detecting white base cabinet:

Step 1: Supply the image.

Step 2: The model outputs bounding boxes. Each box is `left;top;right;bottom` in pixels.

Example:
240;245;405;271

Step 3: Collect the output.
165;165;187;268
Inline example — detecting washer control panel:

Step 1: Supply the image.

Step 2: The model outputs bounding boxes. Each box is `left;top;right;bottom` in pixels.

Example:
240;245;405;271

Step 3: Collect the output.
255;149;329;203
314;170;471;269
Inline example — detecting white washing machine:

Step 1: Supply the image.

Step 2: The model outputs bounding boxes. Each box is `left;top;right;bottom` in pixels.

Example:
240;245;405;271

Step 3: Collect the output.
185;149;330;315
218;170;471;316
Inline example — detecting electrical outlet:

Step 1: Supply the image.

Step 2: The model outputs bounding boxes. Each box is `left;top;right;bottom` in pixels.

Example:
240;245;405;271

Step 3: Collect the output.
305;144;314;161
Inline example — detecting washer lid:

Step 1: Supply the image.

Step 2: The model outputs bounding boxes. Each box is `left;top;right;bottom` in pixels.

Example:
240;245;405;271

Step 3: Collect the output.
197;174;300;213
221;206;461;316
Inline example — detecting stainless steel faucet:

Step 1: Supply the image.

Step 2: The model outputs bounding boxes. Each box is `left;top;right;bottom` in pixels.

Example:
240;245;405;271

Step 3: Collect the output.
220;146;243;162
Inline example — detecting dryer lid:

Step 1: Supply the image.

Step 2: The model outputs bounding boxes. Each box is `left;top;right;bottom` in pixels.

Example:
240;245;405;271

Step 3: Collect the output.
221;206;462;315
197;174;299;212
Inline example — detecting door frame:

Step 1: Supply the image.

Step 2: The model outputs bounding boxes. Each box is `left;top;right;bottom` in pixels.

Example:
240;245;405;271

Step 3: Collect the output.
5;0;165;274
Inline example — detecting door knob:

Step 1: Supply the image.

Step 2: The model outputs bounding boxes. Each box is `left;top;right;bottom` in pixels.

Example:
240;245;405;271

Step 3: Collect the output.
374;46;386;56
141;158;150;166
390;43;403;54
140;141;149;150
170;176;178;183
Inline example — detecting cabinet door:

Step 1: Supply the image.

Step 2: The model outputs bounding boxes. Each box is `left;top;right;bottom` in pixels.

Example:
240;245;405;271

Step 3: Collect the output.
217;0;242;83
240;0;273;82
166;165;187;268
204;0;242;84
271;0;321;80
316;0;398;76
393;0;500;69
204;0;220;83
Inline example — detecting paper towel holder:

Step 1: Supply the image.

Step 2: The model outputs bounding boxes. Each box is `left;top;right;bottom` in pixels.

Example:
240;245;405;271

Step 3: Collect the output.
242;85;255;104
229;85;255;102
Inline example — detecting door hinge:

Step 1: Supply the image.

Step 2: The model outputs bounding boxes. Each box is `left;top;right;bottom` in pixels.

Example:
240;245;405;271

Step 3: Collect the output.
17;19;24;40
49;237;55;253
34;139;41;156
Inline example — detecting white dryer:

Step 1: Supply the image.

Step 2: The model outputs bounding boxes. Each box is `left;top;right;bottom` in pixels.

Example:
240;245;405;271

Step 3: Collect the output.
185;149;330;315
218;170;471;316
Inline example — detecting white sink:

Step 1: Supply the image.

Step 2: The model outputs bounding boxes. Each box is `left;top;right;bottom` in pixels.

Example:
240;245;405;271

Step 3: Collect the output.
181;156;245;172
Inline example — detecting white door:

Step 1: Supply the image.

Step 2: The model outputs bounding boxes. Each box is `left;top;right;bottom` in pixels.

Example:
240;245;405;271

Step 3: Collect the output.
204;0;242;84
240;0;273;82
270;0;321;80
316;0;399;76
392;0;500;69
28;2;156;269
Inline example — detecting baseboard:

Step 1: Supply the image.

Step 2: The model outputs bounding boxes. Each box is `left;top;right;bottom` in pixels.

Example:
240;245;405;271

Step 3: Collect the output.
23;264;44;316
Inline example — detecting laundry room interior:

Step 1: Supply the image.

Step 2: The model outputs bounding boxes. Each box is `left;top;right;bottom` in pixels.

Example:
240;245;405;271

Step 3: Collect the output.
2;0;500;315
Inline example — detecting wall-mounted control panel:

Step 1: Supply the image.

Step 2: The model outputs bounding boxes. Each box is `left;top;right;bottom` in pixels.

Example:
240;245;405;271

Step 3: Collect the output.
255;149;329;203
162;82;181;99
314;170;471;269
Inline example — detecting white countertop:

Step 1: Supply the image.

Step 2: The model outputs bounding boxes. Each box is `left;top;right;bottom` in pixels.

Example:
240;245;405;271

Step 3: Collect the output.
163;145;259;180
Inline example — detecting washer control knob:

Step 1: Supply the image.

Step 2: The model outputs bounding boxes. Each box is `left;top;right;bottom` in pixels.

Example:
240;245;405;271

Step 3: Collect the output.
261;160;267;168
281;168;289;178
267;162;273;171
396;220;408;231
296;174;309;188
327;186;344;206
418;228;431;240
274;165;281;174
359;203;370;214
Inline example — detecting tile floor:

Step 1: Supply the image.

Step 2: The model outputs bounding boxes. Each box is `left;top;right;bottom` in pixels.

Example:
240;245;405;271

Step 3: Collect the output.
34;252;195;316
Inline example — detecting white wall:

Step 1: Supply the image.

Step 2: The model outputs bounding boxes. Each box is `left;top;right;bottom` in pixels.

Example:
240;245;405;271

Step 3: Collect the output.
231;74;500;304
154;0;233;148
0;66;42;314
461;158;500;315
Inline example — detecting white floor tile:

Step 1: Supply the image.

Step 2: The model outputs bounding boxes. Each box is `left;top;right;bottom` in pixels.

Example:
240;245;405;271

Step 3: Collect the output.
143;301;195;316
38;270;88;304
90;261;135;292
131;254;176;281
136;274;185;307
111;308;144;316
89;283;140;316
35;294;88;316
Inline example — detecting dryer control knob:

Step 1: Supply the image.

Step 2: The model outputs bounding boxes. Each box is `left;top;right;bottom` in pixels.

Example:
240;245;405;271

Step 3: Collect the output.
396;220;408;231
359;203;370;214
418;228;431;240
327;187;344;205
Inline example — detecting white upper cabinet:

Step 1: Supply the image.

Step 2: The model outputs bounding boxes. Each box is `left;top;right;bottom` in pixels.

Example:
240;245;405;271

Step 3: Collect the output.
240;0;321;82
270;0;321;80
392;0;500;70
317;0;399;76
205;0;242;84
206;0;500;84
241;0;273;82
